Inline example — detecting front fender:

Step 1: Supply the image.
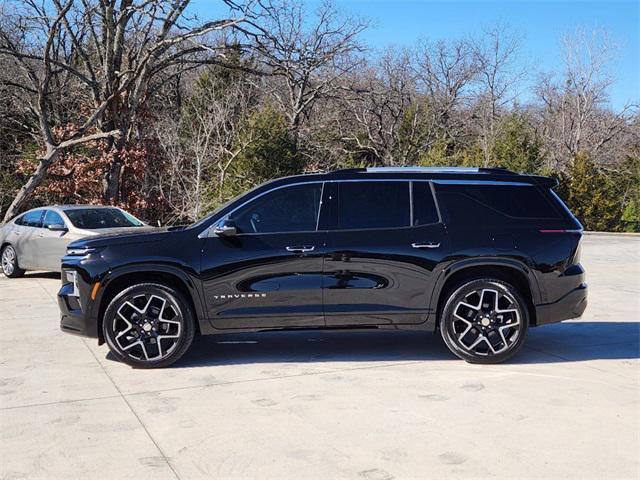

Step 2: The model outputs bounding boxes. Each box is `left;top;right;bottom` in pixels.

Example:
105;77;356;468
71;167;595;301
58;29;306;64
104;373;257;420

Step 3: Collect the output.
94;263;206;325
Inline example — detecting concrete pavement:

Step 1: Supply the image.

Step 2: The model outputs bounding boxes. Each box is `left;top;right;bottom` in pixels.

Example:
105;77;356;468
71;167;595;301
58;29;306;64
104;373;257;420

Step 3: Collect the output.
1;235;639;479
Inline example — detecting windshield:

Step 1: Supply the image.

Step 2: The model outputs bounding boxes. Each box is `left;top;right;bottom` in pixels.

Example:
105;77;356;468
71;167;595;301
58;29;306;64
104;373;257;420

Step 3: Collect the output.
65;208;144;229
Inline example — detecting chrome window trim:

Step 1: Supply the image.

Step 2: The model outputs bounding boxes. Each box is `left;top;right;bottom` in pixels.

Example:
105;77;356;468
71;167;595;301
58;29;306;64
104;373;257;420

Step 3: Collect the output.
199;176;541;238
429;181;444;225
409;181;414;226
432;180;530;186
315;182;325;231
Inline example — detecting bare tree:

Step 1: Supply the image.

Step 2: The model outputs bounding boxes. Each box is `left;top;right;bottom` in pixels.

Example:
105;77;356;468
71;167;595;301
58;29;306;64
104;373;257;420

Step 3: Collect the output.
414;38;478;144
338;48;423;165
471;23;526;166
535;28;637;169
234;0;368;136
0;0;246;221
153;70;255;221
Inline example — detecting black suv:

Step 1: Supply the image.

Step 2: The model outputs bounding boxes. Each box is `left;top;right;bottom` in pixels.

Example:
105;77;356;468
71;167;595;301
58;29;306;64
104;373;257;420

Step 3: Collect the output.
58;167;587;368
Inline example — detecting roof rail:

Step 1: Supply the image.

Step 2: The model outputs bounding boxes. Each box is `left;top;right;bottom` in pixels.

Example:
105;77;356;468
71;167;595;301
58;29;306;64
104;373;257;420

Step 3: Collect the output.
366;166;480;173
331;166;519;175
331;167;367;174
477;167;518;175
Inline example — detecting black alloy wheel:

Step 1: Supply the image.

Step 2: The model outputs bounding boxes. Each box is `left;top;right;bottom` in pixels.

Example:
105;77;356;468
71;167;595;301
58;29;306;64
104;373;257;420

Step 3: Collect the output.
440;278;528;364
103;283;195;368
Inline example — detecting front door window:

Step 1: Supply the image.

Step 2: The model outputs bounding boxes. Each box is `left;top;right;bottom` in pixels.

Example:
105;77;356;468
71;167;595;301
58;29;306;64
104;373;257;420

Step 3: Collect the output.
230;184;323;234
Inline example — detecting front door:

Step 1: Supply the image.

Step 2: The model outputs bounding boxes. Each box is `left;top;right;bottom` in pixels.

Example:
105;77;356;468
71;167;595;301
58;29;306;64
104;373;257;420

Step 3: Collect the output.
201;182;328;330
323;180;448;326
33;210;70;271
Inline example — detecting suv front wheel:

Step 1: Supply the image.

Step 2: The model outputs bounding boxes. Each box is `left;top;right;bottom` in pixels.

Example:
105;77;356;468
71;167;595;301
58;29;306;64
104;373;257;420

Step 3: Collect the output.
103;283;195;368
440;278;528;364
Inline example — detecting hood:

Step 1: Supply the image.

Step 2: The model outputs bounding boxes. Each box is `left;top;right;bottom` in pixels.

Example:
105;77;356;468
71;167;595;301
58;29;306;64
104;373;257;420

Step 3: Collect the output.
77;226;158;236
68;226;177;249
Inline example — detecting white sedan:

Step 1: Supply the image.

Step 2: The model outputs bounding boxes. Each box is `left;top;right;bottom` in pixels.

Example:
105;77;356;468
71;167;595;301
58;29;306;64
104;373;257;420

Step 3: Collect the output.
0;205;151;277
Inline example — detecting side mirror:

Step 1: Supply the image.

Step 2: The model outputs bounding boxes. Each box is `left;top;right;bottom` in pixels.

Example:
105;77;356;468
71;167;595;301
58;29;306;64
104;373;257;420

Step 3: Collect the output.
47;223;68;232
213;219;237;237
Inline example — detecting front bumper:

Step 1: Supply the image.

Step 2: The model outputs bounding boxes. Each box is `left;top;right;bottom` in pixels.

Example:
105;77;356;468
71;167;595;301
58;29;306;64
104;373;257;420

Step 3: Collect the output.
535;283;588;326
58;276;99;338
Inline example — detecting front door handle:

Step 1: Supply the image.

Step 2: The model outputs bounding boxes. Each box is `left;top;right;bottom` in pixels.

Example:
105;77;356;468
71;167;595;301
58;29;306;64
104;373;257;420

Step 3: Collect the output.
411;242;440;249
286;245;315;253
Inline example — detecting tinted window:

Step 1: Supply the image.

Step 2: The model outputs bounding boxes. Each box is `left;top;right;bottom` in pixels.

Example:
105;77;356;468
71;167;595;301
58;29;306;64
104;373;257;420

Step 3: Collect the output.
65;208;143;229
43;210;65;228
231;184;322;234
337;181;410;230
412;182;439;226
435;183;562;226
20;210;44;228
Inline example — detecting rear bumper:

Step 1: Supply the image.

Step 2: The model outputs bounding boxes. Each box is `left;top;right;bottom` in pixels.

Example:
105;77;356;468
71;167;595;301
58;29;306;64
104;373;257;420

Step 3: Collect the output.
58;282;98;338
534;283;588;326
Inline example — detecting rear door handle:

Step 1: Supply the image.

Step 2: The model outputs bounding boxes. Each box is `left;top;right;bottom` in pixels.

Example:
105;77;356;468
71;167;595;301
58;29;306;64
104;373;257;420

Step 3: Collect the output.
411;242;440;249
286;245;315;253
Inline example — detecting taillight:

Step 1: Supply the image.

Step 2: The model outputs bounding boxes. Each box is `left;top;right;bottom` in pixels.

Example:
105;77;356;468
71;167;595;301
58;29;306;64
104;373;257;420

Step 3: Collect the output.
574;240;582;264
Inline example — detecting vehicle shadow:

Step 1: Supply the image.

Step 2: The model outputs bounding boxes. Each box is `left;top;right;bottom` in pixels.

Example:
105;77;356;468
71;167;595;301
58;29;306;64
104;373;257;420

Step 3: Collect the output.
23;271;61;280
171;321;640;368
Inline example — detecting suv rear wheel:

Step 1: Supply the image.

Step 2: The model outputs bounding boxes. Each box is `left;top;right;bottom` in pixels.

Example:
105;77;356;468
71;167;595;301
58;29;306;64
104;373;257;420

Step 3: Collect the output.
1;245;25;278
440;278;528;364
103;283;195;368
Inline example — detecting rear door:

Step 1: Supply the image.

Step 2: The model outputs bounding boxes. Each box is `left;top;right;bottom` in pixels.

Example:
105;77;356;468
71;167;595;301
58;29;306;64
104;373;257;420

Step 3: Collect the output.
13;209;44;269
322;180;448;326
33;210;70;271
201;182;328;330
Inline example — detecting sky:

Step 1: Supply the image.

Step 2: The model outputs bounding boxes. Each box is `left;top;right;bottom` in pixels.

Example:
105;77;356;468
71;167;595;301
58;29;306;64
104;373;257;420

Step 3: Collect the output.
190;0;639;110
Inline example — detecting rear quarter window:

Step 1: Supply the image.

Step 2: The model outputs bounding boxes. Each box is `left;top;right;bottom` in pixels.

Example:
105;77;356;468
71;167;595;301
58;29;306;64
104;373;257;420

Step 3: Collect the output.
435;183;563;226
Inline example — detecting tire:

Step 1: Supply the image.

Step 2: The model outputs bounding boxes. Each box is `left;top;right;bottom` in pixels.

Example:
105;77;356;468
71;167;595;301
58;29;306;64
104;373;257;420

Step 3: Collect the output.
103;283;196;368
1;245;25;278
439;278;528;364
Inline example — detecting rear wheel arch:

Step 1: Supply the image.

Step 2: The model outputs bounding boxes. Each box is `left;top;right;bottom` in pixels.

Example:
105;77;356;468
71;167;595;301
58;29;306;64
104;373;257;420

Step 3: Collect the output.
96;268;203;343
434;262;538;327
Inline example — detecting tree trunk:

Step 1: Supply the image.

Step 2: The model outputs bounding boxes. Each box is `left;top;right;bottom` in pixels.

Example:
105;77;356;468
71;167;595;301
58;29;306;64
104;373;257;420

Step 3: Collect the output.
2;148;59;223
103;159;122;204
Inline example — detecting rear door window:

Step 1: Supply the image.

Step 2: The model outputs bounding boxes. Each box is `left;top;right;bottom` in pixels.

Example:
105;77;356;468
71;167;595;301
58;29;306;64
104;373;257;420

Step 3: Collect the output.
337;181;410;230
20;210;44;228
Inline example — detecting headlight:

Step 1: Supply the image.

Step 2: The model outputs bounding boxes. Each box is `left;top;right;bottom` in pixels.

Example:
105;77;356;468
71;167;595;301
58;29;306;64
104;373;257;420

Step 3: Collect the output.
63;269;80;297
66;246;96;256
